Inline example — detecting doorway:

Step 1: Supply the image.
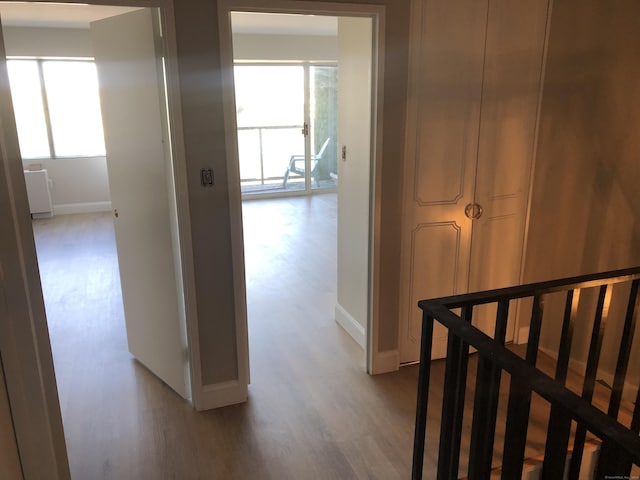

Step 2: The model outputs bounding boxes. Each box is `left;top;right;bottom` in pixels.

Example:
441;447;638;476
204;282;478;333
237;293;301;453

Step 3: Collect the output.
218;2;384;373
1;4;189;394
0;4;194;473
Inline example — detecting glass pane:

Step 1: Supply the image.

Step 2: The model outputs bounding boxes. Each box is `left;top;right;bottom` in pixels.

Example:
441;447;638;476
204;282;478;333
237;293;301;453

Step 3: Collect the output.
237;128;262;182
6;60;51;159
262;127;304;180
310;65;338;190
234;65;304;128
42;61;106;157
235;65;305;195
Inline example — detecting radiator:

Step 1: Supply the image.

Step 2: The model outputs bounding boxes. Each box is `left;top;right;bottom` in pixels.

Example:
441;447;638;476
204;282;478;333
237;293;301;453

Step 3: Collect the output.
23;169;53;218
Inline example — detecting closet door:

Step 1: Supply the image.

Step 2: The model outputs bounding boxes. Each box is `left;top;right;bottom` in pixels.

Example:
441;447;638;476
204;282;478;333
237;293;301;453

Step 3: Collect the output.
468;0;550;339
399;0;549;363
399;0;489;362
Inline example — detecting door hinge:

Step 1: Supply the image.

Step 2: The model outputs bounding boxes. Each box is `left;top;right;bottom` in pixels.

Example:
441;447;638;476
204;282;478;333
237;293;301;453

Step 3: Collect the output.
301;123;309;137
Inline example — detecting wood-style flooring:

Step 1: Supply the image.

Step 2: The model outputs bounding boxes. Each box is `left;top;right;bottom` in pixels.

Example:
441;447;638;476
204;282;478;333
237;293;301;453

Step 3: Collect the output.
32;194;636;479
33;194;420;479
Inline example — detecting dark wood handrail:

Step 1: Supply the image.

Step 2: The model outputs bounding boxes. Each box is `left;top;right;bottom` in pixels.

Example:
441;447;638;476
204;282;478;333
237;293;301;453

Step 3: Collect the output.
413;266;640;479
421;300;640;465
422;266;640;309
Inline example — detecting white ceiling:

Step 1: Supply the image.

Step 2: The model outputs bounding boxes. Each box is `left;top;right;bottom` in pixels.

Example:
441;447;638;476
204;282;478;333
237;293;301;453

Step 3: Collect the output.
0;3;144;29
0;4;337;35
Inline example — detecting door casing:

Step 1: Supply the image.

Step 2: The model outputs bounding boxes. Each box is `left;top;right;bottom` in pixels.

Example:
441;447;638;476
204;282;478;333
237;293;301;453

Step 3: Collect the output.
217;0;386;374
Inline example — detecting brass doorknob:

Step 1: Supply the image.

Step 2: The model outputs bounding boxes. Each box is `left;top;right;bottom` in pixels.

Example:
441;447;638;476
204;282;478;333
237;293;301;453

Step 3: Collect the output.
465;203;483;220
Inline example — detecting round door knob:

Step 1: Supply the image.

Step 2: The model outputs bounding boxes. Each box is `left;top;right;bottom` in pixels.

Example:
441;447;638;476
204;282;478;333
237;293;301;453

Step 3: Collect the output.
465;203;483;220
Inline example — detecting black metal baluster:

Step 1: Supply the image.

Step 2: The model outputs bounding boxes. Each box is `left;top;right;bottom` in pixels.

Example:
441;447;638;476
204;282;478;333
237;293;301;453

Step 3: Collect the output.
542;289;580;478
412;310;435;480
632;385;640;434
501;295;544;480
568;285;611;479
437;306;472;480
597;279;640;479
555;289;580;383
607;279;640;418
541;405;572;479
468;300;509;479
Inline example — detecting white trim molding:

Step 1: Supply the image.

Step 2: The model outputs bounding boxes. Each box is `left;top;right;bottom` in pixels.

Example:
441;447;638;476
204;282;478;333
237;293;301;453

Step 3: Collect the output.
53;201;112;215
335;303;365;349
195;380;248;411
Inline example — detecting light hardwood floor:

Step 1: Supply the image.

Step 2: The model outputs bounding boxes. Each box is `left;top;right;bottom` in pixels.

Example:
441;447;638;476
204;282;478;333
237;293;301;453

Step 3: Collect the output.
32;194;635;479
33;194;421;480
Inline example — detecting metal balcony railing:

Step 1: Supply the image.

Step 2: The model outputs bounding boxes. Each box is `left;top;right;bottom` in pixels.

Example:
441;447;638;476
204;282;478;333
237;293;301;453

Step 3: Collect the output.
237;125;303;187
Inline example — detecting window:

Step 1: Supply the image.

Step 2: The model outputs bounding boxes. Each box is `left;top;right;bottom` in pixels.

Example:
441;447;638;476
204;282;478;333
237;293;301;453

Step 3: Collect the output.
6;58;106;159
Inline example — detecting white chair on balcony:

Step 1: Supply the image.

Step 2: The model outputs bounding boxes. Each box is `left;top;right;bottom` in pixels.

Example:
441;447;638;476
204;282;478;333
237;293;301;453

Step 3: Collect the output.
282;137;331;188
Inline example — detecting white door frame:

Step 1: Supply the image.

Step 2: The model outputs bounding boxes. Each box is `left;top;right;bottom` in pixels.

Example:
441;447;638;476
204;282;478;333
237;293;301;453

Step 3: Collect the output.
217;0;386;374
0;0;200;476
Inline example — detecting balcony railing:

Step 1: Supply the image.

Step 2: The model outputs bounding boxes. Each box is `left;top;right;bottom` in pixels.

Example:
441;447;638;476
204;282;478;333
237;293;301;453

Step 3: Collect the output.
413;267;640;479
238;125;304;189
237;125;337;194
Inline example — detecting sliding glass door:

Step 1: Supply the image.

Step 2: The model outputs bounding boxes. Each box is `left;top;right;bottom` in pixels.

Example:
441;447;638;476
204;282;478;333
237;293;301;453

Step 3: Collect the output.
234;63;337;197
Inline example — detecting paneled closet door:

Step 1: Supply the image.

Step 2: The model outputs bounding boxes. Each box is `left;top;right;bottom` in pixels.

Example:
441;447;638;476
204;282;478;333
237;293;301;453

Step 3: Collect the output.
399;0;550;363
468;0;550;340
399;0;488;362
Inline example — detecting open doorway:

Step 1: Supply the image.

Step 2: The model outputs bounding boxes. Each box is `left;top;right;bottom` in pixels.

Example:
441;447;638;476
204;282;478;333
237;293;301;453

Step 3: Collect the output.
218;3;384;374
0;3;192;471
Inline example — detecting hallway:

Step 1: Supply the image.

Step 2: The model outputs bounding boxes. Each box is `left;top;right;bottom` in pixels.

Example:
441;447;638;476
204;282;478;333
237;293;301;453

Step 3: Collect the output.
34;194;419;479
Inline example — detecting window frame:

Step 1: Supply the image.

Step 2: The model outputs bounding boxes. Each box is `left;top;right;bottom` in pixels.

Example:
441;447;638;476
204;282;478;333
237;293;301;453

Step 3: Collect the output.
6;56;106;160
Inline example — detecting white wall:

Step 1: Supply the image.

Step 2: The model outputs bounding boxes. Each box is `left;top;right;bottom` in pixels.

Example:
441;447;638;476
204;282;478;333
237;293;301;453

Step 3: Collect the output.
523;1;640;389
232;33;337;61
3;26;93;57
3;26;111;213
3;28;338;214
22;157;111;214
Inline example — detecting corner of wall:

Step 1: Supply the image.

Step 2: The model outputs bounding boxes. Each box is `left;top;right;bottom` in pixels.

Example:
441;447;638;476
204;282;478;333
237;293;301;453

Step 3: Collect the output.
335;303;365;348
370;349;400;375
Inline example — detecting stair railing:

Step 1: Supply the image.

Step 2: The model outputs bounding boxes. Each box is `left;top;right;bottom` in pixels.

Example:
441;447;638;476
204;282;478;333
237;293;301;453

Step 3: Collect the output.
413;267;640;479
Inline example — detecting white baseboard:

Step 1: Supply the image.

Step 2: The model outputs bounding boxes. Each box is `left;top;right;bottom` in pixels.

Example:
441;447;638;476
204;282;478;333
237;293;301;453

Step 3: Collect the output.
335;303;365;348
539;346;638;403
53;201;112;215
371;349;400;375
193;380;248;411
31;212;53;219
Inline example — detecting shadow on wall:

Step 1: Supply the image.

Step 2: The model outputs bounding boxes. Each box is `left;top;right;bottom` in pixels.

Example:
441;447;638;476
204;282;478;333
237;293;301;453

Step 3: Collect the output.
524;0;640;387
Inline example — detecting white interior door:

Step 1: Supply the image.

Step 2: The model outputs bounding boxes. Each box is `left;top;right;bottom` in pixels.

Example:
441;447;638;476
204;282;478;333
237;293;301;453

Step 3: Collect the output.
335;16;373;352
399;0;486;363
466;0;549;339
399;0;548;363
91;9;189;398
